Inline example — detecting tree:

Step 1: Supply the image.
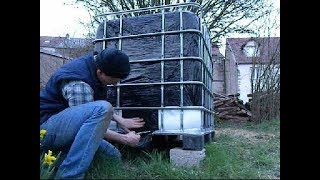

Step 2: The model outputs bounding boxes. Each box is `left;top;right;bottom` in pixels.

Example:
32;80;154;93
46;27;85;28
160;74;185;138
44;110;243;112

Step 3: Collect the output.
248;6;280;122
73;0;273;46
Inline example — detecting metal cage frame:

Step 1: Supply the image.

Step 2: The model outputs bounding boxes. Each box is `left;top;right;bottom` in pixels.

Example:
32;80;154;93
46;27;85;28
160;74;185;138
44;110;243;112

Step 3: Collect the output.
93;2;214;135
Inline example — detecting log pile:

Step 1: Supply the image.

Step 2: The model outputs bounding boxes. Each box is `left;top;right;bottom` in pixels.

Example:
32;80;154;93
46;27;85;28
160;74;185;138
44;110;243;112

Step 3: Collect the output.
214;93;252;121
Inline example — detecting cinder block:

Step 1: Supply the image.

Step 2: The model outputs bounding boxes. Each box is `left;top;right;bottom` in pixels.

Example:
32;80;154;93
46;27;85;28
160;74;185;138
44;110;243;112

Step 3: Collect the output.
182;134;204;150
170;147;206;167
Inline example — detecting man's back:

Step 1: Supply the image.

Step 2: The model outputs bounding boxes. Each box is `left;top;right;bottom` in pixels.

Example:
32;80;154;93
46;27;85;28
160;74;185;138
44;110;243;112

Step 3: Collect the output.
40;52;106;124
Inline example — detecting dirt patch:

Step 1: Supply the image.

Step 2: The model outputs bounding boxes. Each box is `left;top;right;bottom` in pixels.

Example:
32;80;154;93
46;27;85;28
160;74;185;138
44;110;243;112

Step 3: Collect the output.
215;128;276;143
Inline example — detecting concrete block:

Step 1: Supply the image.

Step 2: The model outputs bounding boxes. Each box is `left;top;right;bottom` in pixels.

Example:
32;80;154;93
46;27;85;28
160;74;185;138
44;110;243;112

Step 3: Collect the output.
170;147;205;167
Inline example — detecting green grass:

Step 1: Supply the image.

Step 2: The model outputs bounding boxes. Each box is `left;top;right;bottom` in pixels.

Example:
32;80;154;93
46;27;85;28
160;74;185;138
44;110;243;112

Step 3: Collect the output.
203;119;280;179
84;119;280;179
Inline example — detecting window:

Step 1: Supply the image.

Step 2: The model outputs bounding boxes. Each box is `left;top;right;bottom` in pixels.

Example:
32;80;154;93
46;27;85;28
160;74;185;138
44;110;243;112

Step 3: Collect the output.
243;41;260;57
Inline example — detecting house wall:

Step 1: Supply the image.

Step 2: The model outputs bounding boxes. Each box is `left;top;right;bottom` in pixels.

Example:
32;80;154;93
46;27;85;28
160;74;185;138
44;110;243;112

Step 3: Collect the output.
40;53;65;88
40;44;93;88
238;64;280;103
212;56;225;94
238;64;252;103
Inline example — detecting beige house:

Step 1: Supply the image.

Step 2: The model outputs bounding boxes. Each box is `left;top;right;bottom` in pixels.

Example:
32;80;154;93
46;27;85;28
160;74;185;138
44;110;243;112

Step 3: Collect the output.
224;37;280;103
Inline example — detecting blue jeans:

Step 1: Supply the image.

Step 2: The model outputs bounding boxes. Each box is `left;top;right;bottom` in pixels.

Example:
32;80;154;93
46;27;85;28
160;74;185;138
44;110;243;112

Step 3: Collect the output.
40;100;121;179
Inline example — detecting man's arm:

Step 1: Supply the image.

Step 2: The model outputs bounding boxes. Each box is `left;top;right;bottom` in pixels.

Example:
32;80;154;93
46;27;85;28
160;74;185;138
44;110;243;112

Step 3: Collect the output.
112;114;124;124
61;80;142;146
105;129;141;147
61;80;94;107
61;81;127;123
61;81;123;123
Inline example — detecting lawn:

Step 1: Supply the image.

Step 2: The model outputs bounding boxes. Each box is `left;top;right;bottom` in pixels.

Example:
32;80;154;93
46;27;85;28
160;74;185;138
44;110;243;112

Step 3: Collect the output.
85;119;280;179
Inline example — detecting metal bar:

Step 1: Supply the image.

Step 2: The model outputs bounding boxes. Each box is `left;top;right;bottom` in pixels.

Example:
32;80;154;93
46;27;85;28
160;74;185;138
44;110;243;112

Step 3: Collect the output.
201;25;214;118
204;32;208;68
208;19;214;130
200;7;212;71
204;72;208;108
198;13;204;117
200;110;204;131
211;79;214;111
103;20;107;49
206;73;210;109
179;7;184;132
119;14;123;44
117;14;123;109
200;26;213;79
198;81;214;98
204;84;214;98
152;129;214;136
129;56;202;63
200;10;204;108
96;2;201;17
201;32;214;75
93;29;201;42
206;112;208;129
113;106;214;113
209;81;211;110
202;111;205;129
160;8;165;132
110;81;202;86
113;107;209;110
108;81;215;98
211;80;213;111
201;71;205;104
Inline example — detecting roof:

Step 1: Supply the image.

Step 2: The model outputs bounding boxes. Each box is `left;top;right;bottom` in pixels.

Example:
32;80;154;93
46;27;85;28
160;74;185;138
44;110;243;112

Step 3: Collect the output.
212;45;224;59
40;36;93;49
226;37;280;64
40;48;70;59
40;36;94;59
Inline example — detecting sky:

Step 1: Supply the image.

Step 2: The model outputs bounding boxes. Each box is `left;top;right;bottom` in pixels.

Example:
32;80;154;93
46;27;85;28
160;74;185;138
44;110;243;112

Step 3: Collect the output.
40;0;280;54
40;0;90;37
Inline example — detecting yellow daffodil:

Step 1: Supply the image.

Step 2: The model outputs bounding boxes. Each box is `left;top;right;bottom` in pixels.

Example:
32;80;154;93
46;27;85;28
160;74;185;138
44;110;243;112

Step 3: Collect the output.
40;129;47;140
43;150;56;166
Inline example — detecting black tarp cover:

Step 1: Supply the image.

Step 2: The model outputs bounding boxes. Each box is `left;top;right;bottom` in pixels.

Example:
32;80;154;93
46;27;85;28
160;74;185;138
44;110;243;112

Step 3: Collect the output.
95;11;207;132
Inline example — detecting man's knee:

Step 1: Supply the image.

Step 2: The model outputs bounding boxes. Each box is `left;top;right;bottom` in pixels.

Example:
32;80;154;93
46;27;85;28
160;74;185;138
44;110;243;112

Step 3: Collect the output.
112;148;122;161
98;140;122;161
87;101;113;126
92;100;113;115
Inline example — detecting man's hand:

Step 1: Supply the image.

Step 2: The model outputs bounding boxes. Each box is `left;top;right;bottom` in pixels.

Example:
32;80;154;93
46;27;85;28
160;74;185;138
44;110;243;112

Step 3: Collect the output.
105;130;141;147
113;114;145;132
124;131;141;147
119;117;145;132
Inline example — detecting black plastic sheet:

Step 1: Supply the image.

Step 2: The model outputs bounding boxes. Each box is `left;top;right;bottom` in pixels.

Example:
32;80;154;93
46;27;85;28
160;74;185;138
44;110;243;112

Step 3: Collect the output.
95;11;203;132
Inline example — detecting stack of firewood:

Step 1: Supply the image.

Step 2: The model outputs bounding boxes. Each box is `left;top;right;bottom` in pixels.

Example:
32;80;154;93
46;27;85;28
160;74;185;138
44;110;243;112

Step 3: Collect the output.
213;93;252;121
